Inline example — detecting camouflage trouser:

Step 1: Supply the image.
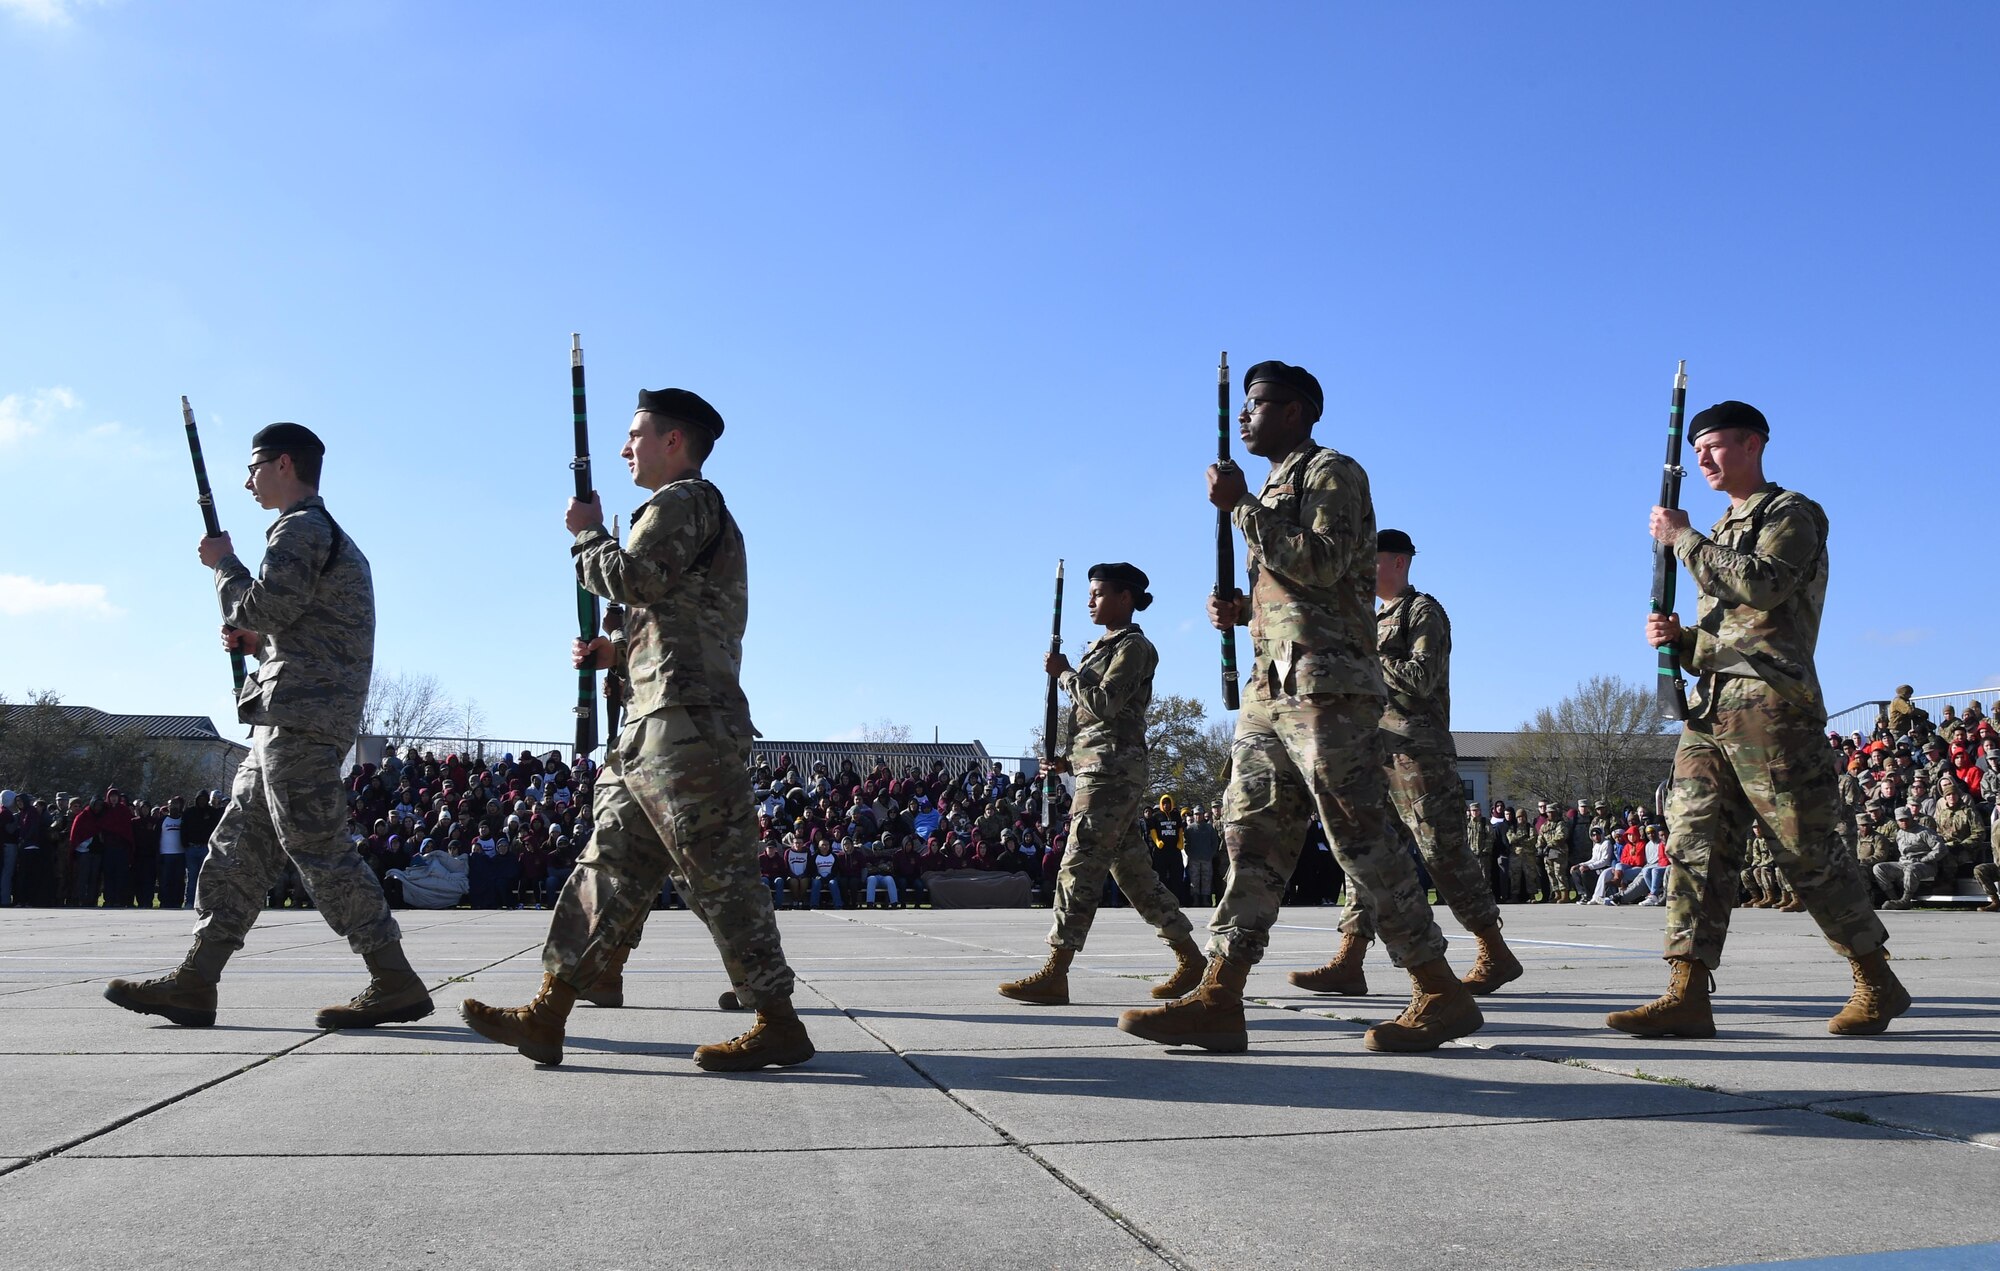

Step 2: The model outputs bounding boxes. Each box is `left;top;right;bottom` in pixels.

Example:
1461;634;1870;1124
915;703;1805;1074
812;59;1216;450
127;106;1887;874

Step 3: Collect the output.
1339;740;1500;940
1871;860;1936;900
1541;852;1568;900
543;707;795;1011
195;726;400;957
1213;691;1445;968
1048;760;1193;951
1974;863;2000;888
1505;851;1538;901
1663;679;1887;968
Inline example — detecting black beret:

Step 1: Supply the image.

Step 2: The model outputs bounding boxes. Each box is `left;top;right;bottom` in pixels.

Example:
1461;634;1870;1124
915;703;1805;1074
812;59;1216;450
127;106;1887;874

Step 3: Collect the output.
1243;360;1324;420
1377;528;1416;555
636;388;725;439
1087;562;1149;594
1687;400;1768;442
250;422;324;456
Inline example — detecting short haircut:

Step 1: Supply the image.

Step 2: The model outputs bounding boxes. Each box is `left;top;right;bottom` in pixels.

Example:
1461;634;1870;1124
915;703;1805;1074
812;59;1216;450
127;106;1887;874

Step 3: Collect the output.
641;412;716;463
267;446;323;487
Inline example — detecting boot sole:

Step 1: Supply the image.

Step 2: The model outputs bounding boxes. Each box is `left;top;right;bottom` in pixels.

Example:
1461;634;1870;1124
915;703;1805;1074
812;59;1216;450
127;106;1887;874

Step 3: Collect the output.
459;1004;563;1065
578;992;624;1008
315;998;436;1030
1115;1015;1249;1053
1363;1011;1484;1053
719;991;744;1011
1462;966;1524;996
692;1039;816;1072
997;986;1069;1006
103;984;215;1029
1287;979;1368;996
1605;1016;1717;1039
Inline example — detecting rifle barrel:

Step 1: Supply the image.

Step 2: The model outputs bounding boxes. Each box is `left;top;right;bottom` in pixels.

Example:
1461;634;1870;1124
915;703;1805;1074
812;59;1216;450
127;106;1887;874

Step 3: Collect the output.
571;334;601;756
181;396;247;694
1651;359;1689;720
1215;352;1240;710
1042;559;1064;835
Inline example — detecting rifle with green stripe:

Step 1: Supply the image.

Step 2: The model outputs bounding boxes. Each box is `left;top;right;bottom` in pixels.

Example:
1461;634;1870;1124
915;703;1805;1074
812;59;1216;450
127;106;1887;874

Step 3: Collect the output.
1651;360;1689;720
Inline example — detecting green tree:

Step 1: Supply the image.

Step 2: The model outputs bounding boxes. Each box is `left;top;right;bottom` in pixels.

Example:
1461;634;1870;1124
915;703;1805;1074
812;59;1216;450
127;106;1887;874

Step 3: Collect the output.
1490;674;1674;810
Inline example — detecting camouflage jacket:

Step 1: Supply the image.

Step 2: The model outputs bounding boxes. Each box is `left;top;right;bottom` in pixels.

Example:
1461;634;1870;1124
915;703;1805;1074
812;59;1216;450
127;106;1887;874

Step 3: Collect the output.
1892;825;1945;867
1535;817;1568;857
1234;441;1382;701
1466;811;1490;853
1934;802;1987;848
1745;833;1772;868
1059;625;1155;775
1668;483;1829;722
575;478;750;726
217;494;374;742
1377;585;1452;750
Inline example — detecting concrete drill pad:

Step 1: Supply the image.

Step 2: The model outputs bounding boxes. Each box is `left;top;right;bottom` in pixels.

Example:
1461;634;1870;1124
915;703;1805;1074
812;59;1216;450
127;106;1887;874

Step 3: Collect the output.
1801;1088;2000;1147
910;1035;1762;1147
1037;1109;2000;1271
0;1148;1161;1271
5;903;1999;1269
72;1049;1000;1157
0;1006;321;1054
0;1053;260;1158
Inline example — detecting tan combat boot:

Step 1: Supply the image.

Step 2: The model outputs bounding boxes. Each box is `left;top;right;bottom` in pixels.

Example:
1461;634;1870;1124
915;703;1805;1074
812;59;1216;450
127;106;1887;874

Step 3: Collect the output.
1827;949;1911;1036
1778;889;1806;913
316;942;434;1029
1286;934;1369;996
104;936;232;1028
1742;884;1770;909
998;948;1074;1005
461;973;578;1066
1151;937;1207;1000
1979;880;2000;914
1364;957;1484;1052
1460;926;1524;996
692;996;816;1072
1605;957;1715;1038
1118;956;1249;1052
578;942;633;1008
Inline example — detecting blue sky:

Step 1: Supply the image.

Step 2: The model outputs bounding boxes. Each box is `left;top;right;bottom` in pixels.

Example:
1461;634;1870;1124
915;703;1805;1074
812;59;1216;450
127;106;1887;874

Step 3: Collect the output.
3;2;1995;753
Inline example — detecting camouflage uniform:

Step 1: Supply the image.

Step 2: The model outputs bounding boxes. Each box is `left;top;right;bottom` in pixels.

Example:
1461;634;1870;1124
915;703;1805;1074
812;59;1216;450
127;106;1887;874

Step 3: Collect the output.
1737;830;1770;903
197;496;399;956
1933;800;1988;879
1212;442;1446;969
541;479;796;1010
1466;807;1494;888
1974;818;2000;892
1046;626;1194;951
1338;585;1499;946
1658;484;1886;968
1504;822;1539;902
1873;823;1944;902
1536;815;1570;901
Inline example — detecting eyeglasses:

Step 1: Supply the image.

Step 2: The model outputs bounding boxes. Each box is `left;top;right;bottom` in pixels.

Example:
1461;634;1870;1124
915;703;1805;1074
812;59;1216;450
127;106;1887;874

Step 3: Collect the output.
1240;395;1293;415
246;459;278;478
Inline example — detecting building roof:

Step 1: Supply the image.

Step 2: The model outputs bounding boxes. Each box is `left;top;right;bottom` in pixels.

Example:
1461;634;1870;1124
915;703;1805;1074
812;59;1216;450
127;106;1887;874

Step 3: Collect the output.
752;739;992;775
0;704;231;742
1452;729;1680;762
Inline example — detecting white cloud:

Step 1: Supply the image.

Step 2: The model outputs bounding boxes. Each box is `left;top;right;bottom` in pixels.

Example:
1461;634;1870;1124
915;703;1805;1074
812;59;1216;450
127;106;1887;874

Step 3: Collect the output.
0;0;103;25
0;574;122;618
0;387;148;458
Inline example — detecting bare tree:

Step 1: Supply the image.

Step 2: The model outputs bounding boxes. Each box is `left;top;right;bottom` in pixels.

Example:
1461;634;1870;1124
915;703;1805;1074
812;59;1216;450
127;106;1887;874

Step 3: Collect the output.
1145;694;1235;811
363;670;456;750
857;718;912;745
1491;674;1674;809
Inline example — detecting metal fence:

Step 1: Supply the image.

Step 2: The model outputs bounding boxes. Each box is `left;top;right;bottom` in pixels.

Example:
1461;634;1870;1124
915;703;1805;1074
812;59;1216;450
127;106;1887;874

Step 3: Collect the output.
1825;688;1997;738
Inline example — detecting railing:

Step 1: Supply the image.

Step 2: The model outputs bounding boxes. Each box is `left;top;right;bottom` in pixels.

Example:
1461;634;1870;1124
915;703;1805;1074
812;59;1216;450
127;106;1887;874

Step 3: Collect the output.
1826;688;1997;739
